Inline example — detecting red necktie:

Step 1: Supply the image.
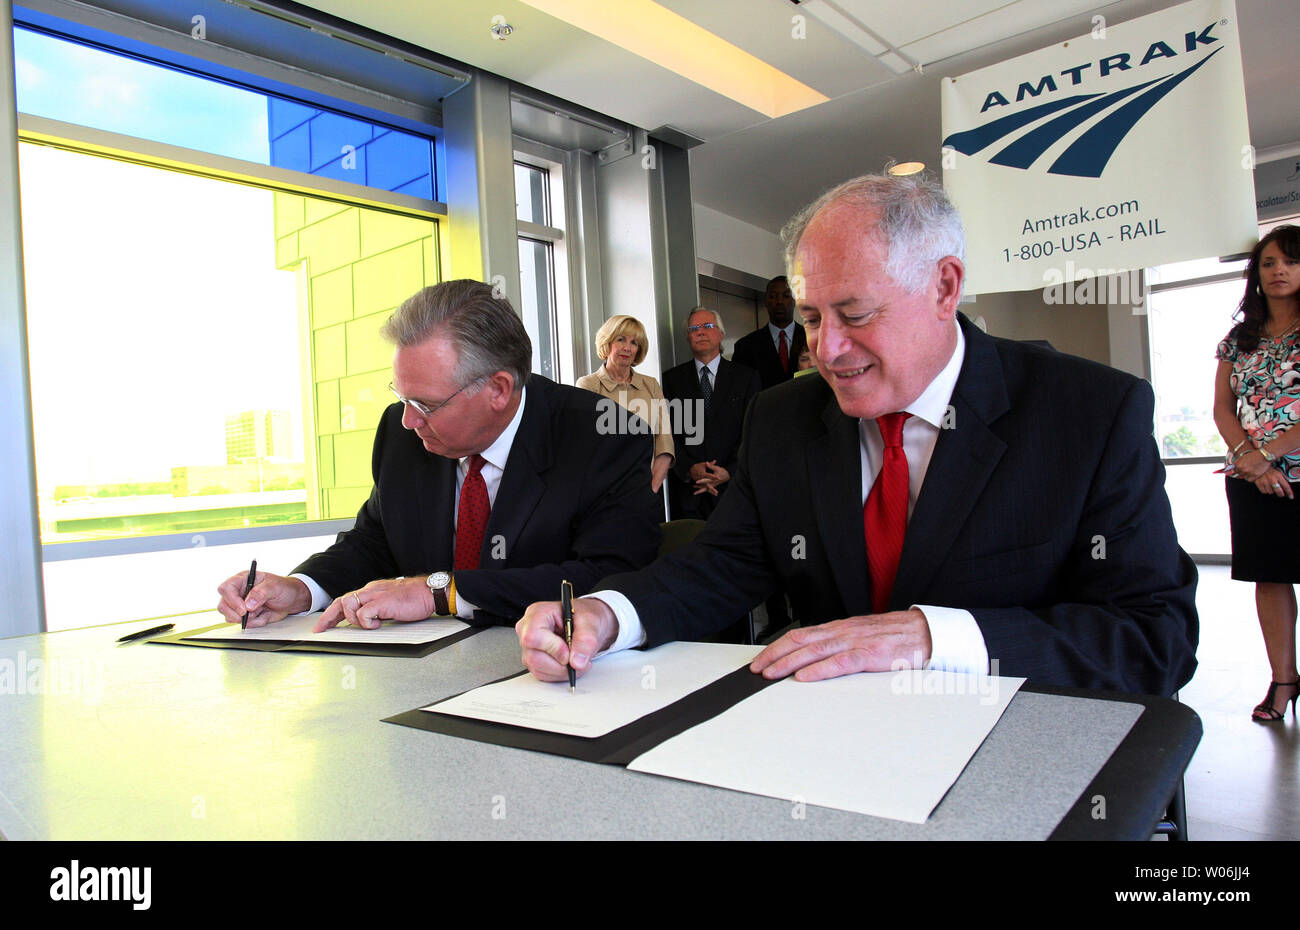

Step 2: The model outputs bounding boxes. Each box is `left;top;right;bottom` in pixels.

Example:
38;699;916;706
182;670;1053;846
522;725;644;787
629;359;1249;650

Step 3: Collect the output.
778;330;789;374
454;454;490;571
863;413;911;614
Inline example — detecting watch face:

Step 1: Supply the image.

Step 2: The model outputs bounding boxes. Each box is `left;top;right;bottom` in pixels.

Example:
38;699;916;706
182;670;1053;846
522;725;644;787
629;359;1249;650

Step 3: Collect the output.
428;571;451;590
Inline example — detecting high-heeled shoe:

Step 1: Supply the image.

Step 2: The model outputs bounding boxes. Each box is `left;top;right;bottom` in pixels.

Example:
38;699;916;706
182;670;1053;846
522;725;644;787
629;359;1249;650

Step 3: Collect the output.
1252;681;1299;722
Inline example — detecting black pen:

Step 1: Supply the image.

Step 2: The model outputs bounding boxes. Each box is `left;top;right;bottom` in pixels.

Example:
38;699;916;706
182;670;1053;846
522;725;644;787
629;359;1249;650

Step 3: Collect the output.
115;623;175;644
241;559;257;630
561;579;575;693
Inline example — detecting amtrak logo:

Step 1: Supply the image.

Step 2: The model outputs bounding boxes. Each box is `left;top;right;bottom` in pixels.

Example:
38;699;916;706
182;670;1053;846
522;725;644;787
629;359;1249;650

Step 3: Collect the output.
943;28;1224;179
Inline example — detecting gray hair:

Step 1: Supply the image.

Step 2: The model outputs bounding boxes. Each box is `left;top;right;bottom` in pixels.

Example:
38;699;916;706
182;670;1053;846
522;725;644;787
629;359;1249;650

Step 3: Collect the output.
781;171;965;295
381;280;531;390
684;305;725;336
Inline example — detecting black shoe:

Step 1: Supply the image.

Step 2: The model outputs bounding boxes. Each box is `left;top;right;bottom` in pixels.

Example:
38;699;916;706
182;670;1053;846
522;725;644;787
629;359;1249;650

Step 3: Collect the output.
1252;681;1299;722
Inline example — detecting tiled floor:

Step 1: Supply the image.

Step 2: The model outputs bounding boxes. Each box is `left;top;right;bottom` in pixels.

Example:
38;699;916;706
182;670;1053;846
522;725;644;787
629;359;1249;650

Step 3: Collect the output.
1180;564;1300;841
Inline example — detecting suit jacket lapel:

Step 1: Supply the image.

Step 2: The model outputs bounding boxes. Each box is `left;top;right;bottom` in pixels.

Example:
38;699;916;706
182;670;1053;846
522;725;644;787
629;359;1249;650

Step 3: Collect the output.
891;318;1010;608
809;394;871;614
483;382;551;566
710;358;727;399
759;330;779;370
420;454;457;571
686;360;705;400
792;325;807;358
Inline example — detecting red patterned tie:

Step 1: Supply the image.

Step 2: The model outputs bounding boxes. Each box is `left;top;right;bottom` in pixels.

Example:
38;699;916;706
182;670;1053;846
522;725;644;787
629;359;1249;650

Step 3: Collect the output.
778;330;789;374
454;454;490;571
863;413;911;614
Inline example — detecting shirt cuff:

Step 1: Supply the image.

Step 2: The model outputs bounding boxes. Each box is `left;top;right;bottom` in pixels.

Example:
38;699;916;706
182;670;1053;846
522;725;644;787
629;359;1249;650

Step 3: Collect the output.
912;604;989;675
290;573;330;614
455;591;477;620
584;590;647;656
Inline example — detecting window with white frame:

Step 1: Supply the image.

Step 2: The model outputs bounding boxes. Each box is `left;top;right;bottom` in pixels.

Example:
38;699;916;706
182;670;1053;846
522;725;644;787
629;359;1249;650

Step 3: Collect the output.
1146;217;1297;558
12;12;452;629
513;144;575;385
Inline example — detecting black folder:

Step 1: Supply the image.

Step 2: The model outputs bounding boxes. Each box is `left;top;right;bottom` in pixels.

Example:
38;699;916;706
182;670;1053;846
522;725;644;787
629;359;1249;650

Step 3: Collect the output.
384;664;779;764
150;622;482;658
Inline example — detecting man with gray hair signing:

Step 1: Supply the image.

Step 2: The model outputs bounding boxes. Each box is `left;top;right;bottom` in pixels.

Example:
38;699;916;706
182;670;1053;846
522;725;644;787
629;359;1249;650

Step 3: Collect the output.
517;172;1198;695
217;279;660;631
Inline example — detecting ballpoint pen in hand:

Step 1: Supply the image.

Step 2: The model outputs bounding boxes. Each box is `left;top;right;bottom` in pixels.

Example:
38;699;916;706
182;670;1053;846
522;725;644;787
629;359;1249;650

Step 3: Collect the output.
241;559;257;630
561;579;575;693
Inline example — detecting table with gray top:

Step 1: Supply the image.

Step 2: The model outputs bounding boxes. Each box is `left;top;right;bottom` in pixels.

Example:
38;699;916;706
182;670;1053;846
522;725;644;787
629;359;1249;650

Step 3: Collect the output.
0;614;1201;840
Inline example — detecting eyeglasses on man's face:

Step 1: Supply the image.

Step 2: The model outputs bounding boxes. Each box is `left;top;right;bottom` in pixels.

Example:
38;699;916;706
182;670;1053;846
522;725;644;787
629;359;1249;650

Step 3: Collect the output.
686;322;718;333
389;378;482;418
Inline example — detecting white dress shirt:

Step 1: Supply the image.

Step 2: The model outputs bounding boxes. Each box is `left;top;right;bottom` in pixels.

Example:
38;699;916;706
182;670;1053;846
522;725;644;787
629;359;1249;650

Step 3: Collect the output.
294;387;529;619
595;324;991;674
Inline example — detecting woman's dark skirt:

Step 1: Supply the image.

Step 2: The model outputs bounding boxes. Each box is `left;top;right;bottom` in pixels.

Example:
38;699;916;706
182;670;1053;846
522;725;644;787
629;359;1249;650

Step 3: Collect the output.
1226;475;1300;583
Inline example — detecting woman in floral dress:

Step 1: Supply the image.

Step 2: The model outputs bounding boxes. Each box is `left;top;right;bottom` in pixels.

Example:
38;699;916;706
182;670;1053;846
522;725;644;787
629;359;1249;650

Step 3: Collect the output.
1214;225;1300;721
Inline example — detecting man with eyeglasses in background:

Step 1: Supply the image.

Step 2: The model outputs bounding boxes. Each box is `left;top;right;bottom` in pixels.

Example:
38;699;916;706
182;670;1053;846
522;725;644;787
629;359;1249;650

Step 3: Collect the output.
216;279;661;631
662;306;760;520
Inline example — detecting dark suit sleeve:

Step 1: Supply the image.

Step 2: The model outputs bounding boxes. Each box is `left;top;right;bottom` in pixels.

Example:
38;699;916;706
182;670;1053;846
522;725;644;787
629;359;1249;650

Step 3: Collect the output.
671;448;698;483
722;367;762;475
967;379;1198;696
455;421;662;624
290;411;401;596
597;394;782;645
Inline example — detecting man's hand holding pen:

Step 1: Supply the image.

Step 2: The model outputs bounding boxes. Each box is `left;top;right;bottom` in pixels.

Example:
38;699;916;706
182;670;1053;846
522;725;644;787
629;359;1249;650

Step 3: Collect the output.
517;598;619;682
216;570;311;628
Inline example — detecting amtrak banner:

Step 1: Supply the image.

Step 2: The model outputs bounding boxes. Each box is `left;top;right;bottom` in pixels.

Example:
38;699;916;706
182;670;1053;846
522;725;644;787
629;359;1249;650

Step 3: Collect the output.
941;0;1256;295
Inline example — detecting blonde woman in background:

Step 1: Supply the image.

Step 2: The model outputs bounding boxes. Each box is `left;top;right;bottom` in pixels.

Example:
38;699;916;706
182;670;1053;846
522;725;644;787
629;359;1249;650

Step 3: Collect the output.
577;315;674;493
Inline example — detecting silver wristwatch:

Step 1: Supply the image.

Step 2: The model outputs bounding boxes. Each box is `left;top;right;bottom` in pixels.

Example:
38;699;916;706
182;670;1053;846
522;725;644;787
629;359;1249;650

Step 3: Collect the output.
427;571;453;616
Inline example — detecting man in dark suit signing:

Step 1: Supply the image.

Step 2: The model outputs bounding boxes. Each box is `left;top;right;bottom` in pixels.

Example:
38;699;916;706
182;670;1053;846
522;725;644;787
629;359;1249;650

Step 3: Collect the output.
517;173;1198;696
662;307;761;520
217;280;660;631
732;275;807;389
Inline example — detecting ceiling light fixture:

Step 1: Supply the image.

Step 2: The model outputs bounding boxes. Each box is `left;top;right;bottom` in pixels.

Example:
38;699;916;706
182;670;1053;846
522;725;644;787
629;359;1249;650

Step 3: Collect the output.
888;162;926;176
516;0;828;119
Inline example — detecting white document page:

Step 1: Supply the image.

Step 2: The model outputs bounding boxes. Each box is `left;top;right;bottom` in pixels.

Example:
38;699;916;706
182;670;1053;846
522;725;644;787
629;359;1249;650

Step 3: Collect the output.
627;670;1024;823
186;612;469;645
425;641;763;738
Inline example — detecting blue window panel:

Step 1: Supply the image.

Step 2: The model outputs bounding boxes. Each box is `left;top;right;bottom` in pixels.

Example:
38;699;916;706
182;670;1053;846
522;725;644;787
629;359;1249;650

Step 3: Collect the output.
393;174;433;200
313;145;368;185
270;121;311;174
309;112;374;172
12;27;438;197
365;128;434;193
268;97;318;141
13;27;269;164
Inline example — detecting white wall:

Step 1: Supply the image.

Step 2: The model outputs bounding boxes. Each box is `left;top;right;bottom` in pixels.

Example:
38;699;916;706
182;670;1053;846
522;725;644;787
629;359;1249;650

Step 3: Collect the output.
969;287;1112;366
693;203;784;280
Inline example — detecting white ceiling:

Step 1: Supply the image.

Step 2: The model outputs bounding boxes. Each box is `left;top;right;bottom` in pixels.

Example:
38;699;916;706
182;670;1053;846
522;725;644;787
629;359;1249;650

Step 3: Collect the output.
297;0;1298;234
